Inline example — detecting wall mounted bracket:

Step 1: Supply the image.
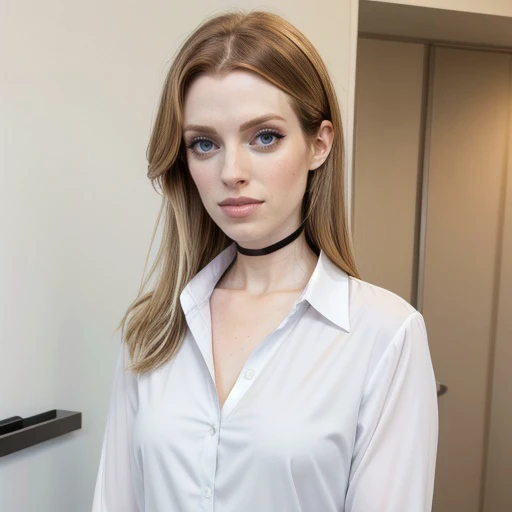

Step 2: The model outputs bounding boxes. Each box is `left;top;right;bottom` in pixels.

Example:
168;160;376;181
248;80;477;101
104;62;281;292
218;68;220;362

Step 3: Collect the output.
0;409;81;457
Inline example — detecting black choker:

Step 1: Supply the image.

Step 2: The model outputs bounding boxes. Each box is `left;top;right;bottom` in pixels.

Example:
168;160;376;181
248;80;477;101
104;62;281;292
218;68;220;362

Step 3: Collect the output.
235;221;307;256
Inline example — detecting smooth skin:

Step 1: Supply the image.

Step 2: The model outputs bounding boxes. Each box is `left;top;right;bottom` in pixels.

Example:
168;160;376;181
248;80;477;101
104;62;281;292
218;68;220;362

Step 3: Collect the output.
182;70;334;408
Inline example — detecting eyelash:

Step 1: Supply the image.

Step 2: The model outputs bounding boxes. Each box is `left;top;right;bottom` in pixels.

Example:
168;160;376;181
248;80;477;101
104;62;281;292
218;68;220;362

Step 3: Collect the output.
185;128;286;158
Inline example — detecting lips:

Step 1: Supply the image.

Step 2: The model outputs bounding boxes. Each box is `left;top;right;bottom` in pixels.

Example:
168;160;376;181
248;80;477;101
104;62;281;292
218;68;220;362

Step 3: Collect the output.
219;201;263;218
219;197;264;206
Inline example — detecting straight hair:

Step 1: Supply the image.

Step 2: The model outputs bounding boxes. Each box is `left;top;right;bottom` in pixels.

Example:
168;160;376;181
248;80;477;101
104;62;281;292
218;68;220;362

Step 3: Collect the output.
116;9;361;374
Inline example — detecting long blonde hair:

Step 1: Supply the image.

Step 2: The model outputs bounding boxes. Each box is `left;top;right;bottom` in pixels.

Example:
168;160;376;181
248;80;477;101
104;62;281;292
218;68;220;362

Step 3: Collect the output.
117;8;361;374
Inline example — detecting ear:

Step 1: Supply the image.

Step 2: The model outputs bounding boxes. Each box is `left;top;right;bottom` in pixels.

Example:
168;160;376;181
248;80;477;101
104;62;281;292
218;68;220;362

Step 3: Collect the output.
308;120;334;171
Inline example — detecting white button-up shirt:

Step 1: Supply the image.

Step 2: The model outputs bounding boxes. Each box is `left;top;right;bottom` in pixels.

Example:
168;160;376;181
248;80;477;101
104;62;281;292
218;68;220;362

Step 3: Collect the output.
92;242;438;512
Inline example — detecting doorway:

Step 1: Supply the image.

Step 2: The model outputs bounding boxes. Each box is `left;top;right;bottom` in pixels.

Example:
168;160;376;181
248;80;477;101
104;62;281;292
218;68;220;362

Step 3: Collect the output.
353;37;512;512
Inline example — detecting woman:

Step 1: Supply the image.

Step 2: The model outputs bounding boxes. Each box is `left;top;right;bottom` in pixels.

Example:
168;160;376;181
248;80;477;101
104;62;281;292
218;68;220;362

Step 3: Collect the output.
92;9;438;512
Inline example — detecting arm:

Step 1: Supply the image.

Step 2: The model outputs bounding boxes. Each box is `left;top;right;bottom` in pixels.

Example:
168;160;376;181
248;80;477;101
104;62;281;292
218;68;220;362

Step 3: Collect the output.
345;311;439;511
91;340;140;512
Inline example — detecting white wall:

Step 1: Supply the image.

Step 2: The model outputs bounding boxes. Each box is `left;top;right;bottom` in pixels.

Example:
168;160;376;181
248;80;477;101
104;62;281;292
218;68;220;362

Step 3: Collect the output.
0;1;359;510
367;0;512;17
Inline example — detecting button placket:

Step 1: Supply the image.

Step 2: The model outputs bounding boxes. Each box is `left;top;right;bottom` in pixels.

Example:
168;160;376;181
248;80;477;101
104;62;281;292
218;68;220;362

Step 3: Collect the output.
199;416;219;510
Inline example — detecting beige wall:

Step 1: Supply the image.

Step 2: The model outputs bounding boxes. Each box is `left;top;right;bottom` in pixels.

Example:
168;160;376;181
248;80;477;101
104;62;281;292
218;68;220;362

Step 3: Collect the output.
353;38;425;302
0;1;359;511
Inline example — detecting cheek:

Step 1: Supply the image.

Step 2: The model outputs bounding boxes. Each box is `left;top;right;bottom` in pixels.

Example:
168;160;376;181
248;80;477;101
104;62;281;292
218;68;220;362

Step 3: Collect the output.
188;165;216;199
262;151;308;196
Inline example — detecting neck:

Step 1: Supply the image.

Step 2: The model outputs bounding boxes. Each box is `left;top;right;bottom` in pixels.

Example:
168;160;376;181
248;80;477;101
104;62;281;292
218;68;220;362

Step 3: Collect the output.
219;233;318;297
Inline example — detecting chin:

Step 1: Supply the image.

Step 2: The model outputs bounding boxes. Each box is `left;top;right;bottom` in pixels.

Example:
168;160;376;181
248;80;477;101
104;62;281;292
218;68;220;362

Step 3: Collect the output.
221;224;265;242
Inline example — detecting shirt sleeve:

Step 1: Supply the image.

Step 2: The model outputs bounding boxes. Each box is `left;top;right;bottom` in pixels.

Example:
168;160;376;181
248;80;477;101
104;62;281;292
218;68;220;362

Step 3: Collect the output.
345;311;439;511
91;340;140;512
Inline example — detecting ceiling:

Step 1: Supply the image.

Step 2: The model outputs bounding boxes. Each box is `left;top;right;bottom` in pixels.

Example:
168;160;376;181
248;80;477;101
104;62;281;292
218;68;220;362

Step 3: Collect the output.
359;0;512;51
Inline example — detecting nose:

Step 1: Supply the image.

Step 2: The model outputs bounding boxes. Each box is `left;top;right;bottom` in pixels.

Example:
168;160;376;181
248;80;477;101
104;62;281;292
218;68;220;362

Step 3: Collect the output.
220;142;250;187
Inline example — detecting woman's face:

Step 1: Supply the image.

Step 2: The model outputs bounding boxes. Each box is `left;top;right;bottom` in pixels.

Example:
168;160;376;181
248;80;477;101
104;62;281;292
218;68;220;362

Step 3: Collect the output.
182;69;326;249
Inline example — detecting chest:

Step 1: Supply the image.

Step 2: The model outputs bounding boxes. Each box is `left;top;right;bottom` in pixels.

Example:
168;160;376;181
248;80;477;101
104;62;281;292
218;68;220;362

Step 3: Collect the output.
133;326;356;510
209;288;301;409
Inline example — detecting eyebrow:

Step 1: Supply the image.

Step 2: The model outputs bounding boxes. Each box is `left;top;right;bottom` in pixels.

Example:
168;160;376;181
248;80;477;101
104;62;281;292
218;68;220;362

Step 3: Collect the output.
183;114;286;134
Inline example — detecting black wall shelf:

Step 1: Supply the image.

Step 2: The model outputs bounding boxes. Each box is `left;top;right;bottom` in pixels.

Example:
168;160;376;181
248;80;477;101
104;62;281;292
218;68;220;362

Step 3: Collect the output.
0;409;81;457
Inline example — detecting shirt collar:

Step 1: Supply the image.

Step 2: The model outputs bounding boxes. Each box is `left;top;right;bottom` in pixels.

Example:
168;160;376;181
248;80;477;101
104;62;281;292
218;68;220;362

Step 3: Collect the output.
180;242;350;332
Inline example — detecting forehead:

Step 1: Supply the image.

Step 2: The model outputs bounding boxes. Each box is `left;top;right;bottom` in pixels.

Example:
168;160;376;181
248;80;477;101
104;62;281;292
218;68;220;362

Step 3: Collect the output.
183;70;295;123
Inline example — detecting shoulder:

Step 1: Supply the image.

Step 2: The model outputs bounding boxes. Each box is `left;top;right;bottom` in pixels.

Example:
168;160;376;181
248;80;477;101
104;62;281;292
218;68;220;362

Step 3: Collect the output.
347;275;423;358
349;276;418;323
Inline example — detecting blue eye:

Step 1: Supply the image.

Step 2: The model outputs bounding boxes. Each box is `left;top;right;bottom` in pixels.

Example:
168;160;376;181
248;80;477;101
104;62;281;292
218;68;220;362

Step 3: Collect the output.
197;140;213;152
258;133;276;145
185;137;216;156
185;128;285;158
253;129;285;147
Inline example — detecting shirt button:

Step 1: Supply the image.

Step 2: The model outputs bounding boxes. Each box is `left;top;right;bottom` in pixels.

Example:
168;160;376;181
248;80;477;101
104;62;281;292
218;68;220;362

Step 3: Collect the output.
244;369;255;380
202;486;212;498
209;424;216;436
